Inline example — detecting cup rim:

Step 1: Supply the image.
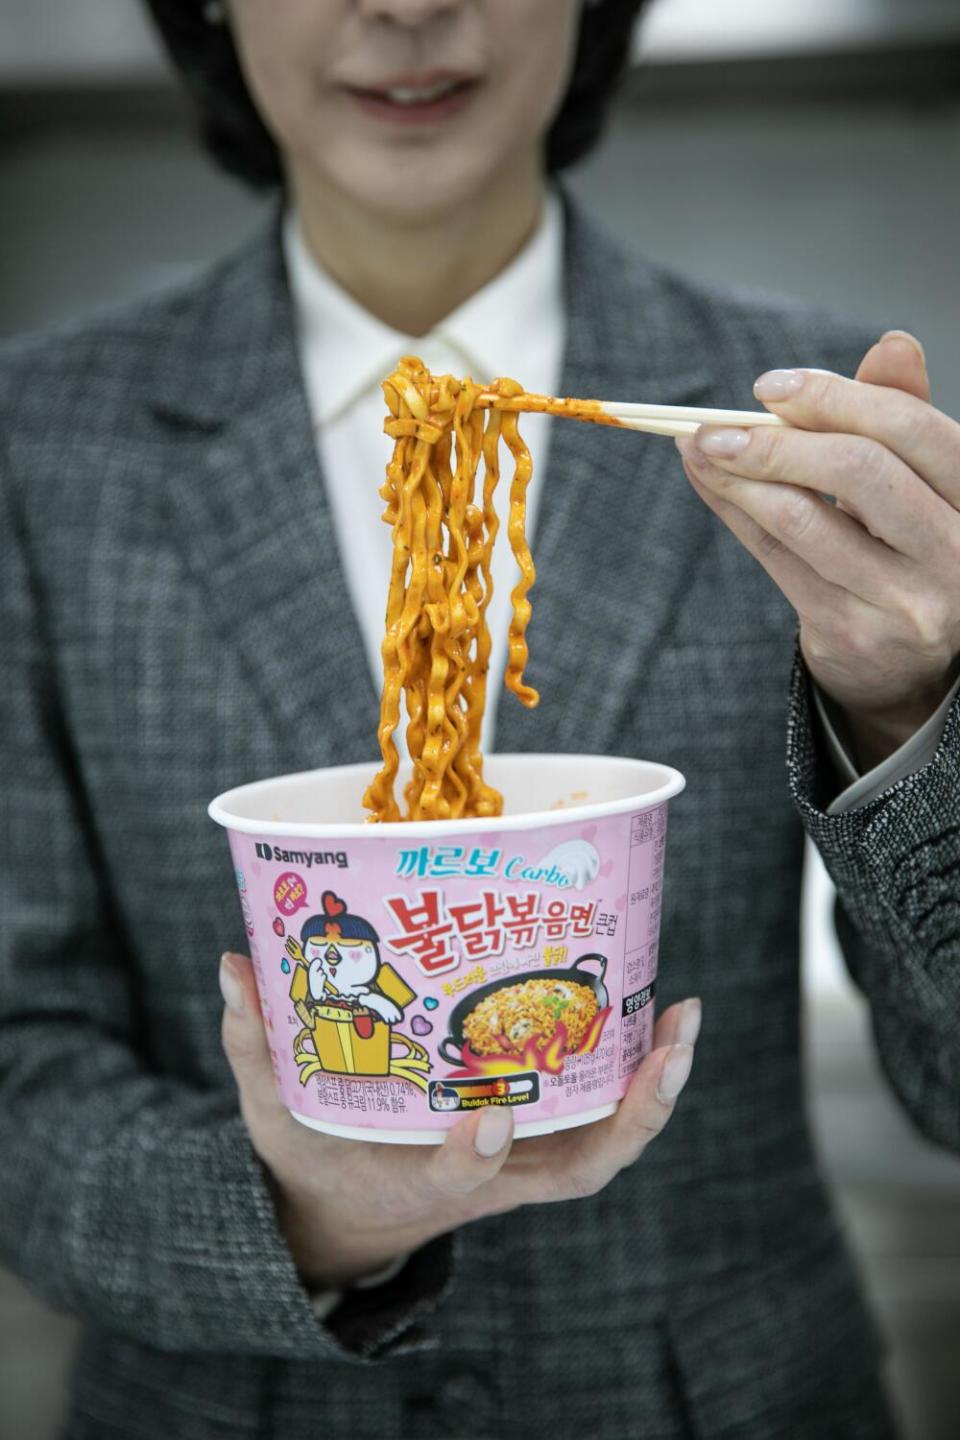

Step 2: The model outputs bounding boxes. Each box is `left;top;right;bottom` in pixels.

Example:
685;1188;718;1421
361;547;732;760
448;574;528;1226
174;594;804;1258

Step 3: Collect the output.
208;752;686;839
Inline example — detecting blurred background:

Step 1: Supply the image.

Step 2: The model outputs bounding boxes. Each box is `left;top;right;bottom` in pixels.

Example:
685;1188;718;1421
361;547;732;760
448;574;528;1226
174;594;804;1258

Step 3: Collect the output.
2;2;959;1437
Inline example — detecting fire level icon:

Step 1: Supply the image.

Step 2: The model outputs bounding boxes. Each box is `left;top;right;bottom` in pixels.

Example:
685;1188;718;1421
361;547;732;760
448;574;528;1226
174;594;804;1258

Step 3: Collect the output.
428;1073;540;1112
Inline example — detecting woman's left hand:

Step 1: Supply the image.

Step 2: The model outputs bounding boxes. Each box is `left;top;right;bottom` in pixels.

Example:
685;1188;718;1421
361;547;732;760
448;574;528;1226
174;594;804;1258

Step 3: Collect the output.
677;331;960;771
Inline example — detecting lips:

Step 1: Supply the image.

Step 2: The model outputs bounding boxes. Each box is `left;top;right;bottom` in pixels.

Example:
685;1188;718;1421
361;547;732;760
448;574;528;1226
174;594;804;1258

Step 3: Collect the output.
382;77;465;104
344;72;479;125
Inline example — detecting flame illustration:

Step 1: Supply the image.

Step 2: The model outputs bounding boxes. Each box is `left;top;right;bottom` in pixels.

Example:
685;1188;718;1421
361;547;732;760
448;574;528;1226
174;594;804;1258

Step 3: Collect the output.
579;1006;609;1055
448;1007;611;1078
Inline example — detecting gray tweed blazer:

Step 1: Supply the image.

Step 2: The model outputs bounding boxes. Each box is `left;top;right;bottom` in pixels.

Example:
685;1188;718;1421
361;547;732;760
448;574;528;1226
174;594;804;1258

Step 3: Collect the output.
3;195;958;1440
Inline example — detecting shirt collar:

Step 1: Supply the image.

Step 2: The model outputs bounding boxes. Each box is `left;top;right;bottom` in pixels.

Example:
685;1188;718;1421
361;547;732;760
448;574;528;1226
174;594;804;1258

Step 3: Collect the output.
283;191;563;427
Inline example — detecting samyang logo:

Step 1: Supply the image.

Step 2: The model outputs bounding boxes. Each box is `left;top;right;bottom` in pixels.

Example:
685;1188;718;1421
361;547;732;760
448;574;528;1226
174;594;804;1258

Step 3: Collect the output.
254;842;348;869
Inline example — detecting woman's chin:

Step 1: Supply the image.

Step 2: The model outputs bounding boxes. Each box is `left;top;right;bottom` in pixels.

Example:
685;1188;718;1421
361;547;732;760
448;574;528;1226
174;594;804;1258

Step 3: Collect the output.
305;143;511;229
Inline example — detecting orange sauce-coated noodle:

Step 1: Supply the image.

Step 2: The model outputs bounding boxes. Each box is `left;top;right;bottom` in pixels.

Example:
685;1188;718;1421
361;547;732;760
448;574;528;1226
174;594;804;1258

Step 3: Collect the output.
363;356;538;822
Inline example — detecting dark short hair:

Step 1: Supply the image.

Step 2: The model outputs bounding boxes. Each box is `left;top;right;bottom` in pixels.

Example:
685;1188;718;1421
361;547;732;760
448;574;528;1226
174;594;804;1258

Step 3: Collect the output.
300;911;380;947
143;0;649;187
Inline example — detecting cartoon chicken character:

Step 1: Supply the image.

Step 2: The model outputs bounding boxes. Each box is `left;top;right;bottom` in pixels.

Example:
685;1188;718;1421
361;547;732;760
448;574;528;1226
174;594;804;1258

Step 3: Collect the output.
287;891;405;1023
286;892;430;1091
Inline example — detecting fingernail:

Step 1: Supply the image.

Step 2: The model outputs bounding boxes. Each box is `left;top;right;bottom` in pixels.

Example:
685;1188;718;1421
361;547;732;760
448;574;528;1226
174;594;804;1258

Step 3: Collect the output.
474;1106;513;1157
219;954;245;1015
657;1044;693;1103
698;426;750;458
880;329;926;364
753;369;805;401
677;998;702;1048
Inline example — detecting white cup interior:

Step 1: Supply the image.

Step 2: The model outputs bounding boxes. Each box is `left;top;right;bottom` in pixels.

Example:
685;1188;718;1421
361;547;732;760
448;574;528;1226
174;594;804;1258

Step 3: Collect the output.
210;753;685;839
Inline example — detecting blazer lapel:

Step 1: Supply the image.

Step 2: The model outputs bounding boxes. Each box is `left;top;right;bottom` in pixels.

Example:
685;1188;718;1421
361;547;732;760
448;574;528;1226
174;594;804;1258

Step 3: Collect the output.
152;214;380;771
495;198;718;758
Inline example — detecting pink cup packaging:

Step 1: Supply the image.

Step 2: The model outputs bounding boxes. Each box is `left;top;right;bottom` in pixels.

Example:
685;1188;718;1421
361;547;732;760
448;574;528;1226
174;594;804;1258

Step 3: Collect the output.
209;754;685;1144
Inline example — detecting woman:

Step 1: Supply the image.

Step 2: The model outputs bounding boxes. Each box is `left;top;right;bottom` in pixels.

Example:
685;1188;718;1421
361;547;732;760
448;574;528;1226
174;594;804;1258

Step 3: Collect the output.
2;2;959;1436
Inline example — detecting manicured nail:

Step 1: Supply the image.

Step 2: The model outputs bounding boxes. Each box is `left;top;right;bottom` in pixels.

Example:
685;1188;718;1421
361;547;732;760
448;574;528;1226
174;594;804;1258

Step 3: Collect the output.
677;997;702;1048
698;426;750;458
753;369;805;401
474;1106;513;1157
880;329;926;364
219;954;245;1015
657;1044;693;1103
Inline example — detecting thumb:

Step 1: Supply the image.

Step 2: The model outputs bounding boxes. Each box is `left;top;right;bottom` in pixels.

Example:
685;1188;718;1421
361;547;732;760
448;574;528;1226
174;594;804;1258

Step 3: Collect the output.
425;1105;516;1203
855;329;931;403
219;952;285;1118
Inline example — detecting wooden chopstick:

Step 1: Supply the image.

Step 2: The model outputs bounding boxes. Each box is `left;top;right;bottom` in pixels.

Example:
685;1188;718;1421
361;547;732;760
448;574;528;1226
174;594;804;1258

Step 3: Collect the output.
476;390;788;441
600;401;785;428
614;417;702;438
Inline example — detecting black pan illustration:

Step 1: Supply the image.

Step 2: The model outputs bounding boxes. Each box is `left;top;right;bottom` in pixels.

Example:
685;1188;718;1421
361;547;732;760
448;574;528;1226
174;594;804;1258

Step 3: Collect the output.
438;952;610;1067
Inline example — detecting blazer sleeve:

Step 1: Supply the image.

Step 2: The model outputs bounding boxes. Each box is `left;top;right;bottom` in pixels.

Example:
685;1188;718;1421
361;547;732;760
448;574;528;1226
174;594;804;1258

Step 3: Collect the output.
786;643;960;1153
0;443;455;1364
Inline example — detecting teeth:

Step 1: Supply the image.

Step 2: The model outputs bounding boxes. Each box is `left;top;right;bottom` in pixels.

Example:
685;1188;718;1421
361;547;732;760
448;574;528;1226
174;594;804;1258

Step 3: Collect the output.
385;80;459;104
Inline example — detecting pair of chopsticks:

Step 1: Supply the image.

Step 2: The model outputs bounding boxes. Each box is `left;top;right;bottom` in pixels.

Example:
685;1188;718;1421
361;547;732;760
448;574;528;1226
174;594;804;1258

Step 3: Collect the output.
477;390;788;441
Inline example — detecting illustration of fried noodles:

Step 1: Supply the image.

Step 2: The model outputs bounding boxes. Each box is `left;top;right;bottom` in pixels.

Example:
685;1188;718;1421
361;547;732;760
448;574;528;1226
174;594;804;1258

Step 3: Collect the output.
462;980;598;1058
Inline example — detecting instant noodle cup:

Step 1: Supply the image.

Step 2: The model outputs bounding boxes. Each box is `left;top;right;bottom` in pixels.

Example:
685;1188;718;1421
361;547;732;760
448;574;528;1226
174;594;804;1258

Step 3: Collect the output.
209;754;684;1144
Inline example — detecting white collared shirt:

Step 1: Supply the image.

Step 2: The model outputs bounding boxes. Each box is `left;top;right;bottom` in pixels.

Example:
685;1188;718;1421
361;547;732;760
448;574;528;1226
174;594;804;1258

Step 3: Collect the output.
283;193;564;762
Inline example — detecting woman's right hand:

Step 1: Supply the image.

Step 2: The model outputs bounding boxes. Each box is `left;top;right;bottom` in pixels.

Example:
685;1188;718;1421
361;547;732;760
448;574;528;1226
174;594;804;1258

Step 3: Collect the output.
219;952;700;1291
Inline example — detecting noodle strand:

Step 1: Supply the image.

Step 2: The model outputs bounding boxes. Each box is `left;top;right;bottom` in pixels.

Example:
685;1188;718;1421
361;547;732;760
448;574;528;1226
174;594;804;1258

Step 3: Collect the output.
363;357;538;822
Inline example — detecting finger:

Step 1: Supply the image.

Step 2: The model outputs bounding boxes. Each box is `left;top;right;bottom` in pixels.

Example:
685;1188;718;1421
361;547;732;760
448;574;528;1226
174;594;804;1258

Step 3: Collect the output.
532;999;701;1202
683;459;952;667
219;952;287;1120
843;333;929;534
680;458;870;636
750;362;960;507
678;440;917;608
651;995;702;1051
855;330;931;403
687;420;952;566
597;1036;695;1175
424;1105;516;1200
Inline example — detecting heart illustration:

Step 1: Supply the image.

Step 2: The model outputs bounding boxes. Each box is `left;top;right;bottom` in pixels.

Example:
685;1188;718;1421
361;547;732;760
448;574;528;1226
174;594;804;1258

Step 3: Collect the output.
600;859;615;877
423;996;439;1011
322;891;347;917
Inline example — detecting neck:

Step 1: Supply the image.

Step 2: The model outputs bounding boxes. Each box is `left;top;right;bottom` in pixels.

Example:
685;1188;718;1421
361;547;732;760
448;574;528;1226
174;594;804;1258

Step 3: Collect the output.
289;157;545;337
